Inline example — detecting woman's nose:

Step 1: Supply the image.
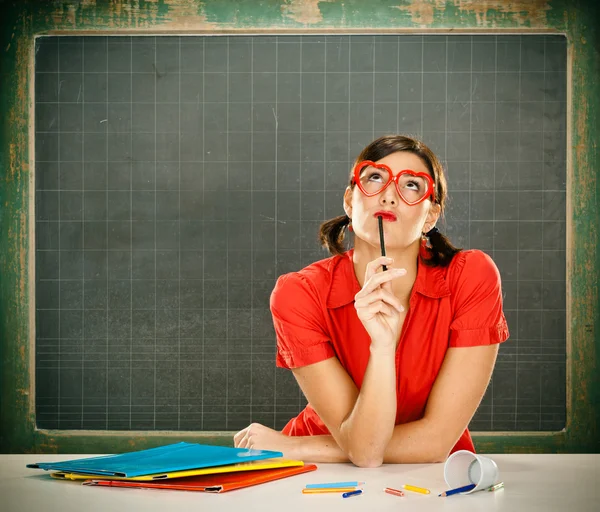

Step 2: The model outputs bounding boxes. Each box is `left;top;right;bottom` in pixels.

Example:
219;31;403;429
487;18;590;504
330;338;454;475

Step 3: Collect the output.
379;186;398;205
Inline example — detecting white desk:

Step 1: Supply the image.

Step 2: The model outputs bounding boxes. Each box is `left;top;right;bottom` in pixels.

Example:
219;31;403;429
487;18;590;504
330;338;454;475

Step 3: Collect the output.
2;454;599;512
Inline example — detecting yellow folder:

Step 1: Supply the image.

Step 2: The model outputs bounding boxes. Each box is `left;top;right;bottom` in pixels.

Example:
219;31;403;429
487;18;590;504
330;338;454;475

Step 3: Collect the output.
50;458;304;481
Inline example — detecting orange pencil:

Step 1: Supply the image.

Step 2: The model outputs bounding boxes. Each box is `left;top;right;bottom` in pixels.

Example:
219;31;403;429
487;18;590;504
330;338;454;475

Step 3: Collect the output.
302;487;358;494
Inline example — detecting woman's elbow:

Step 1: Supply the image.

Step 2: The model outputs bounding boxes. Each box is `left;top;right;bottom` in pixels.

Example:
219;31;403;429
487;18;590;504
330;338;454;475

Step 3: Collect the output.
428;443;451;463
349;454;384;468
347;447;385;468
428;451;449;464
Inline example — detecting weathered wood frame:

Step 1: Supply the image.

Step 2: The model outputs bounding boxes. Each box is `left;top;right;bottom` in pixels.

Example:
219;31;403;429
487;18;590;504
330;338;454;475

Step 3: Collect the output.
1;0;597;454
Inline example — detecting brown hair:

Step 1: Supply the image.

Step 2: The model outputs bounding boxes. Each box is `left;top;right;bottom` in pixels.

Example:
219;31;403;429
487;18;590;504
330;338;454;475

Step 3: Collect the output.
319;134;461;267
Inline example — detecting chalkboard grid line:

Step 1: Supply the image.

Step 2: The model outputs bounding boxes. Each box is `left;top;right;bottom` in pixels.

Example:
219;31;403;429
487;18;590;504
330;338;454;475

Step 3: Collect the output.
468;36;473;252
273;36;279;428
201;37;206;430
33;99;563;104
57;37;61;429
177;36;182;431
37;70;562;76
539;38;547;431
105;36;109;430
296;35;303;414
445;36;448;164
250;37;254;426
226;36;230;430
371;38;375;140
30;305;568;312
347;37;351;217
420;36;424;147
324;37;328;279
491;36;497;430
80;37;85;430
153;36;157;431
396;37;400;134
31;188;568;194
515;37;522;431
130;30;134;431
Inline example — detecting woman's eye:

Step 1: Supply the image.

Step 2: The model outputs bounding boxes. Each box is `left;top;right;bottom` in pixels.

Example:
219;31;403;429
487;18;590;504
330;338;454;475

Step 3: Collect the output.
405;180;421;190
368;172;384;182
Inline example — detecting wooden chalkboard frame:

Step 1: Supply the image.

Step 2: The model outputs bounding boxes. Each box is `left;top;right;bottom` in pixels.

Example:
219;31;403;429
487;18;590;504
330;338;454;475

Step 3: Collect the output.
1;0;598;454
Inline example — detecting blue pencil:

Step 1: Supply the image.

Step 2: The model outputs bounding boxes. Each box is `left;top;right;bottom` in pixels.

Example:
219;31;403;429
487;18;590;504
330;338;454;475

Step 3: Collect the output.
306;481;365;489
342;490;363;498
439;483;476;497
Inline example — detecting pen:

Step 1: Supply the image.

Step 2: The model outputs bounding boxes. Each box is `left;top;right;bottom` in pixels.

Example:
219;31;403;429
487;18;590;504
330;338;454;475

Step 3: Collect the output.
342;490;363;498
403;484;431;494
305;481;365;489
378;216;387;270
384;487;404;497
302;488;358;494
439;483;476;497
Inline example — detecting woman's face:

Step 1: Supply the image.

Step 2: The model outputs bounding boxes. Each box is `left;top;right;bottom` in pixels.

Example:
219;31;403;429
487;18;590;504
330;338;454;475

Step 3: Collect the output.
344;151;440;251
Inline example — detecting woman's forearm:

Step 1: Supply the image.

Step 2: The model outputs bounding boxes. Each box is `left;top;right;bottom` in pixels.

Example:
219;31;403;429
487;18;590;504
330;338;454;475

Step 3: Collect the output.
290;434;349;463
337;346;397;466
382;418;448;463
289;418;446;465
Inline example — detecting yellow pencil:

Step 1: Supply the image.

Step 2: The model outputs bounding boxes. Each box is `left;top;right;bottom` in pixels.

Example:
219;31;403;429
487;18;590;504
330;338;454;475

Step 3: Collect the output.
403;484;431;495
302;487;358;494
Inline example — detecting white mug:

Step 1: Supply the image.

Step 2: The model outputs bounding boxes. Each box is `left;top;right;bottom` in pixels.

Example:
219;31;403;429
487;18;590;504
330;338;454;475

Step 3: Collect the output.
444;450;500;493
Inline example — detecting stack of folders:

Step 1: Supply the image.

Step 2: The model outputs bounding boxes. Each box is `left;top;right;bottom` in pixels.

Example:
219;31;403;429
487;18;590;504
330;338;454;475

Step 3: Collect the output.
26;442;317;493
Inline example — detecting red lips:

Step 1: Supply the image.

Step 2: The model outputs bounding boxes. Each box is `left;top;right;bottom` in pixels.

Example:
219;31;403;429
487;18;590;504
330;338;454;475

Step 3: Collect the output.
374;211;397;222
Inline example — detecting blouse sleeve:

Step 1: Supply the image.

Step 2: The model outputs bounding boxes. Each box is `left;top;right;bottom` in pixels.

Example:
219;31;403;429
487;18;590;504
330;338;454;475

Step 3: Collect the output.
270;272;335;369
448;251;510;348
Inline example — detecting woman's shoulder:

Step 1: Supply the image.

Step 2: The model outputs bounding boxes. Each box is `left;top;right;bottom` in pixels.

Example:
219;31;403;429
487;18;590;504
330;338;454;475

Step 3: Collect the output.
446;249;502;289
271;252;349;305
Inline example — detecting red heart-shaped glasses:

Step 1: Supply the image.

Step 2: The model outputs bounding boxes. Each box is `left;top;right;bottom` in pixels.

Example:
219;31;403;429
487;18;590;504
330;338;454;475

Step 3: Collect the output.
351;160;436;206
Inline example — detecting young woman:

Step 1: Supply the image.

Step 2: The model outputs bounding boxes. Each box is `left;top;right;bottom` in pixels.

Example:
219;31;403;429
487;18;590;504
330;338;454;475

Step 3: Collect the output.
234;135;509;467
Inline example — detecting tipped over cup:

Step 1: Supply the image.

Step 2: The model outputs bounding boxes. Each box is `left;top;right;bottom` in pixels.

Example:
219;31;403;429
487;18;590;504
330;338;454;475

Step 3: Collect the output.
444;450;500;494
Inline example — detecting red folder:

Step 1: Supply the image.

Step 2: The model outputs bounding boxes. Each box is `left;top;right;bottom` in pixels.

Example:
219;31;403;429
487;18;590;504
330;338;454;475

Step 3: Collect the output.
84;464;317;493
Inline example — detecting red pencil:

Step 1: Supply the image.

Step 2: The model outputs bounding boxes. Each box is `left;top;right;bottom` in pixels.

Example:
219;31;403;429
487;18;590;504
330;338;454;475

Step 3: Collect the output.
384;487;405;497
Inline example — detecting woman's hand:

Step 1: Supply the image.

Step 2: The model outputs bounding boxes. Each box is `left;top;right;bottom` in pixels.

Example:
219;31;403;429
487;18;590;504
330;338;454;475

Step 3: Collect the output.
233;423;298;457
354;256;406;350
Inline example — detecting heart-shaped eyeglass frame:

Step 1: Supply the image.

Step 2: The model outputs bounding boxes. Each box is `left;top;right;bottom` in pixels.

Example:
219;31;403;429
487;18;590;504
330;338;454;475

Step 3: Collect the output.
351;160;436;206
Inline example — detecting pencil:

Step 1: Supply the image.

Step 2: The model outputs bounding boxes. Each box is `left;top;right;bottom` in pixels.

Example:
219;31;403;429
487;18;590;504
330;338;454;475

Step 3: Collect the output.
342;490;363;498
402;484;431;494
302;488;358;494
305;481;365;489
378;215;387;271
384;487;404;497
439;483;476;497
487;482;504;492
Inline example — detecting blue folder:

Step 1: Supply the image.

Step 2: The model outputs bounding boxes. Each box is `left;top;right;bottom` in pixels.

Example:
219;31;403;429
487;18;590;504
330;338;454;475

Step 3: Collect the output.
26;442;283;478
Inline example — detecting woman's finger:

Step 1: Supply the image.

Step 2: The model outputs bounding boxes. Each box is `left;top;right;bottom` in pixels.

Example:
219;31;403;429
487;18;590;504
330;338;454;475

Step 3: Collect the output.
356;267;407;298
355;288;405;313
238;430;252;449
358;300;394;319
364;256;394;283
233;426;250;448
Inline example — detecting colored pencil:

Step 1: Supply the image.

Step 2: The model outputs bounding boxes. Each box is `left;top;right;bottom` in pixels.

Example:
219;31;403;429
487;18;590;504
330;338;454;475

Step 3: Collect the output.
302;487;358;494
384;487;404;497
305;481;365;489
439;483;476;497
342;490;363;498
403;484;431;494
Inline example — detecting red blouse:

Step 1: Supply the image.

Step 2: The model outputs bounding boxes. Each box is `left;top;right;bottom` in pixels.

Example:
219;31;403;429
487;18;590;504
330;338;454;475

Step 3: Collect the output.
271;249;509;454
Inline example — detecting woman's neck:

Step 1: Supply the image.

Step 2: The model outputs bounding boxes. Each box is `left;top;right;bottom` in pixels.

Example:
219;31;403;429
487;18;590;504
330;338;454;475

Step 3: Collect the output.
352;239;420;304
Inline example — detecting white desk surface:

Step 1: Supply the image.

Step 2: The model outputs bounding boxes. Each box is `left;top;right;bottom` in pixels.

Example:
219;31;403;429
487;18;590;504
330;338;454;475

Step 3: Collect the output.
2;453;598;512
